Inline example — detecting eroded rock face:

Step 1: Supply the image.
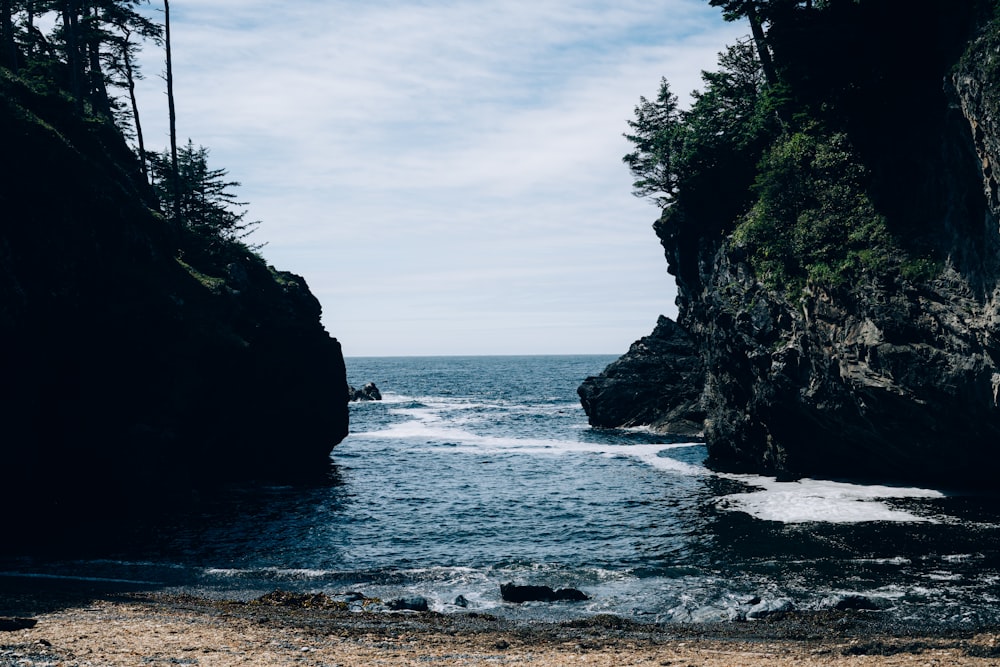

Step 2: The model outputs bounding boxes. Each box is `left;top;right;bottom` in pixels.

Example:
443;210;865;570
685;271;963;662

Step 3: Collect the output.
691;28;1000;485
581;14;1000;486
0;71;349;536
578;316;704;437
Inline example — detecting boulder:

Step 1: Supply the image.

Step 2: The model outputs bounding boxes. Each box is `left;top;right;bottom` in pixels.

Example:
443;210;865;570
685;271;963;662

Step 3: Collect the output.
746;598;795;620
500;582;589;603
387;596;429;612
0;617;38;631
824;594;880;611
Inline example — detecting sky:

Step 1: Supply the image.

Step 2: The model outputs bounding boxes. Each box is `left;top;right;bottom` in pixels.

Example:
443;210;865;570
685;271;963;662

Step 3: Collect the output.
133;1;748;356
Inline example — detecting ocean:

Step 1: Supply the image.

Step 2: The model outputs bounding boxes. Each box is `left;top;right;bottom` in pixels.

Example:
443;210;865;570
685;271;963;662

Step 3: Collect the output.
4;355;1000;627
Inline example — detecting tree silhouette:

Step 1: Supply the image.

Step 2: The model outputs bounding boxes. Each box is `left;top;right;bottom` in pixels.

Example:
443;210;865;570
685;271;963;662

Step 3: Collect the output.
149;141;260;248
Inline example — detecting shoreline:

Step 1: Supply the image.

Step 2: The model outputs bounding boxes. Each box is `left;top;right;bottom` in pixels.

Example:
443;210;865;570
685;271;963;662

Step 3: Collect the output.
3;585;1000;666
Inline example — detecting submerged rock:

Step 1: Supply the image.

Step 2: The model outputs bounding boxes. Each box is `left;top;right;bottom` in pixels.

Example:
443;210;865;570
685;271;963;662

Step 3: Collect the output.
824;594;881;611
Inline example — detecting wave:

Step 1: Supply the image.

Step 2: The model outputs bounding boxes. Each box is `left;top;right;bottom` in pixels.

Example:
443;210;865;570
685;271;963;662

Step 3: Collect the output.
352;391;949;525
0;571;162;586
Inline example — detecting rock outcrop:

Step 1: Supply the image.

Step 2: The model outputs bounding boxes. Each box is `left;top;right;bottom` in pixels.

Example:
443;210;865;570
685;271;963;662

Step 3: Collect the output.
578;316;704;436
580;4;1000;486
0;69;349;536
499;583;589;603
349;382;383;401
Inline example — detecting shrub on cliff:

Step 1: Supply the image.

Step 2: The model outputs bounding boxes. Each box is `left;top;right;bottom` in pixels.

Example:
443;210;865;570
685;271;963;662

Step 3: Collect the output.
624;0;980;294
732;127;893;290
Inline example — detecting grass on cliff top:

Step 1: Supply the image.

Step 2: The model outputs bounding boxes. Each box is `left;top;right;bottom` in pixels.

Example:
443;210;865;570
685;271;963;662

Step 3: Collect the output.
175;257;226;293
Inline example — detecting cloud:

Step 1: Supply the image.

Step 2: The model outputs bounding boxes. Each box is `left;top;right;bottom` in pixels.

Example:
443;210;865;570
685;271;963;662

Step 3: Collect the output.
133;0;748;355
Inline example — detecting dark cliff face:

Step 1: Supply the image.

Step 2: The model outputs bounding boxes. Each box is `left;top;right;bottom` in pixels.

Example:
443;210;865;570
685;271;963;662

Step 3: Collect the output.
0;71;349;533
581;5;1000;487
578;316;704;437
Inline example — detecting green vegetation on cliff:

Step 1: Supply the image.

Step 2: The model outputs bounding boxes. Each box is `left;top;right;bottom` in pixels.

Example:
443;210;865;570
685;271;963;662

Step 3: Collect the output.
626;0;995;295
588;0;1000;485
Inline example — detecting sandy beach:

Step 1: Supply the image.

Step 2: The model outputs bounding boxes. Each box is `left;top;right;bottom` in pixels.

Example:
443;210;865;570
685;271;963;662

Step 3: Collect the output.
3;586;1000;666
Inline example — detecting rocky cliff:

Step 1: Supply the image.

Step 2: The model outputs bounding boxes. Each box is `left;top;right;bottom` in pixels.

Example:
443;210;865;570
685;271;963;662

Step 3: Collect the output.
581;1;1000;486
578;316;703;436
0;69;349;535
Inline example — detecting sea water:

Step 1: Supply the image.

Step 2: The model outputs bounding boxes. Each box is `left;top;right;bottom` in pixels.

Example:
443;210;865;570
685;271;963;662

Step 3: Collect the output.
4;355;1000;627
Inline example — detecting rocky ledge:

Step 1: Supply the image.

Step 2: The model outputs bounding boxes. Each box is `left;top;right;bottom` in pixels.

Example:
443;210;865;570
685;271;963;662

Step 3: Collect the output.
578;316;703;437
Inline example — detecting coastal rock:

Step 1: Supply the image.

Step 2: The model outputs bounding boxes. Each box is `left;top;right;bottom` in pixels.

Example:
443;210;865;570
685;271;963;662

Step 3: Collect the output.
348;382;383;402
746;598;795;620
387;596;429;612
0;70;349;542
578;316;704;436
499;583;589;603
583;8;1000;486
0;617;37;632
823;594;880;612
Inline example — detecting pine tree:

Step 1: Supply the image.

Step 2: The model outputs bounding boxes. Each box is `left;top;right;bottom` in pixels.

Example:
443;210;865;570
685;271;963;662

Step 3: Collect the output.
102;2;161;181
708;0;777;85
149;141;260;249
163;0;179;222
622;78;682;206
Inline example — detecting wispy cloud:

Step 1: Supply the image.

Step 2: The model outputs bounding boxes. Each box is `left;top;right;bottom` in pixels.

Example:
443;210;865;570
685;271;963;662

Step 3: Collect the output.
134;0;747;355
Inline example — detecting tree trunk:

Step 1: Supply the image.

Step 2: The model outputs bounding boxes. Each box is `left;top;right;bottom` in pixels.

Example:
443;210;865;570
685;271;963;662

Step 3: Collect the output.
0;0;18;73
83;0;113;119
164;0;181;223
746;3;777;86
63;0;84;110
122;36;148;183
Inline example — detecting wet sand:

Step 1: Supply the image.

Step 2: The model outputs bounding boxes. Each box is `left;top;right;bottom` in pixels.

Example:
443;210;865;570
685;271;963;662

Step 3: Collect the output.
2;587;1000;666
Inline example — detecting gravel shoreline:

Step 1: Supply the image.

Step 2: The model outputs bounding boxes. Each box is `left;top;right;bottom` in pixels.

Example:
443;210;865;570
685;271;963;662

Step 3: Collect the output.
3;584;1000;666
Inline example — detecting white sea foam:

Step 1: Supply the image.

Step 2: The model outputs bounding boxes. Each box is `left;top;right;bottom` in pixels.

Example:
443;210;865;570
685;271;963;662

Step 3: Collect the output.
854;556;912;566
358;389;947;525
352;396;707;476
716;475;944;524
942;553;983;563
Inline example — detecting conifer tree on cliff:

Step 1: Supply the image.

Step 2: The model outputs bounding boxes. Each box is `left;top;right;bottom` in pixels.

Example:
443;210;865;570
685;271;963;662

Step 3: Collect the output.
103;3;162;182
148;140;259;248
42;0;159;119
59;0;86;108
708;0;777;86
